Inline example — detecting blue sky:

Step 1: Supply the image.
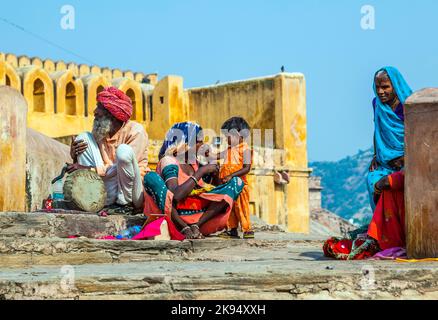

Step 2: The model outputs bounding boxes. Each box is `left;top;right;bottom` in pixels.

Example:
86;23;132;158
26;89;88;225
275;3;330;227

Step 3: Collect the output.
1;0;438;161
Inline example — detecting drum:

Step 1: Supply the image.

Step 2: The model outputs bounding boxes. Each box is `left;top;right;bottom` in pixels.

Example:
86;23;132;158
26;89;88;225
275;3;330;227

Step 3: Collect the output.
63;169;107;213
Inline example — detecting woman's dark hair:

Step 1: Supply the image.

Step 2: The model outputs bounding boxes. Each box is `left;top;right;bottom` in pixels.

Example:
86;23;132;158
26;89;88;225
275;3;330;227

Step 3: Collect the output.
221;117;251;138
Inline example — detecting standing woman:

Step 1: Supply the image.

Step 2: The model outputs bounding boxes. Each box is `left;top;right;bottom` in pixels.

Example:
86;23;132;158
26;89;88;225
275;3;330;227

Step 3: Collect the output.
367;67;412;211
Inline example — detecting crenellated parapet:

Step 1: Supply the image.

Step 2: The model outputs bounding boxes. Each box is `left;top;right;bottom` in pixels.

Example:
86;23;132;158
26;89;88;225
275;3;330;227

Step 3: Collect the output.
0;52;156;137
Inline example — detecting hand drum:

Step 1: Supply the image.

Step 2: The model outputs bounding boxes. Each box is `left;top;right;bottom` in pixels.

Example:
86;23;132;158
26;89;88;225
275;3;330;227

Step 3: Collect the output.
63;169;107;213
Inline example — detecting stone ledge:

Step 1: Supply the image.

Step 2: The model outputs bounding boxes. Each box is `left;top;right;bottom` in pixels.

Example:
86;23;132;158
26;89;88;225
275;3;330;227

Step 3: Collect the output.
0;258;437;300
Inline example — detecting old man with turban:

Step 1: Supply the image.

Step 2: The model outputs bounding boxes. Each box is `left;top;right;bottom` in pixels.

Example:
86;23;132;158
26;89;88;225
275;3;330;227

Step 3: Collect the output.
68;87;149;210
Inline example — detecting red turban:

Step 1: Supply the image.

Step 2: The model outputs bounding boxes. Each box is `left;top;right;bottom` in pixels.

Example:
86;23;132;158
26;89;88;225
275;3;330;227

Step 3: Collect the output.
96;87;133;122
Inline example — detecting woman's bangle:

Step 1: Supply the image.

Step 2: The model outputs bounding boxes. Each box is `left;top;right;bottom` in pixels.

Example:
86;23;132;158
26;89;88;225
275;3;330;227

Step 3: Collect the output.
374;184;382;195
189;175;198;185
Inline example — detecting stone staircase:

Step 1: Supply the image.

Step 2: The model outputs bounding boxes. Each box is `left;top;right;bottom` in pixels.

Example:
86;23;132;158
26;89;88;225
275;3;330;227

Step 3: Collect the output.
0;212;437;300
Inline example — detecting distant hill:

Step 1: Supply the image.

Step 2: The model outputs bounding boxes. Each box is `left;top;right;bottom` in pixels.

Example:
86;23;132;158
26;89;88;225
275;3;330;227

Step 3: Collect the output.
309;148;374;226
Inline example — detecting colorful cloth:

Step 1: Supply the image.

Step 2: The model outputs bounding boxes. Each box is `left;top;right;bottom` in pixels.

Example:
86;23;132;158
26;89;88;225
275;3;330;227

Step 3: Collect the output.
367;67;412;211
372;247;407;260
97;87;133;122
219;142;252;232
132;216;185;241
323;237;380;260
143;156;244;236
368;171;406;250
159;122;202;159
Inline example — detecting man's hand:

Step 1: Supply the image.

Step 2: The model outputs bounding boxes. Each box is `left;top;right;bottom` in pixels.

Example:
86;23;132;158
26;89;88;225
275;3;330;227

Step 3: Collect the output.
70;136;88;162
66;163;90;174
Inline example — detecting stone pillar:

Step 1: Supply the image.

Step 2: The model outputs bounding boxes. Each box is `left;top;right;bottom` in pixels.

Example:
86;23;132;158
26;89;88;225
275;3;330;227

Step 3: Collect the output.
404;88;438;258
0;86;27;212
26;129;71;211
274;73;310;233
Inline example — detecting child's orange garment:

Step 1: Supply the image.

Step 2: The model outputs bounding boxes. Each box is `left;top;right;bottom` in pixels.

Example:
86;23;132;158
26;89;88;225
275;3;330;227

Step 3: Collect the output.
219;142;252;232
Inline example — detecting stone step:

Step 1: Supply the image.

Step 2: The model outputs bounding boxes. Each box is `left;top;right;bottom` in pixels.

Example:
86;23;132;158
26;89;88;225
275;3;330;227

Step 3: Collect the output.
0;235;325;268
1;252;437;300
0;212;145;239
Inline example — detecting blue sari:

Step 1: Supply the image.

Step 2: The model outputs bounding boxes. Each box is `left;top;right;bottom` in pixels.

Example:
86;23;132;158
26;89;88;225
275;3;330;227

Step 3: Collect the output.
367;67;412;211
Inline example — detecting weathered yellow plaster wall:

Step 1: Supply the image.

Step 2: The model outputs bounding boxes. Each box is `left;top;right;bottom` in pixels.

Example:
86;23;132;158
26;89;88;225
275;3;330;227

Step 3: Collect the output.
51;70;85;116
148;76;186;140
0;86;27;212
186;74;310;233
187;77;276;142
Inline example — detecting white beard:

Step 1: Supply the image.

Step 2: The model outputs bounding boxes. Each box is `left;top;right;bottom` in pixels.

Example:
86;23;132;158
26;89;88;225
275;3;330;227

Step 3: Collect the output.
92;115;113;142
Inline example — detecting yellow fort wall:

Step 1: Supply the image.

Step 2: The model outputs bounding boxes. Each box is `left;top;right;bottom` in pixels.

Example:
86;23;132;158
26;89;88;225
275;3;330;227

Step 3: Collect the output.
0;52;310;233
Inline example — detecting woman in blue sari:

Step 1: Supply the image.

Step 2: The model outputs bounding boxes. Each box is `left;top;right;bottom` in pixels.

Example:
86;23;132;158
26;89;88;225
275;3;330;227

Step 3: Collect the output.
367;67;412;211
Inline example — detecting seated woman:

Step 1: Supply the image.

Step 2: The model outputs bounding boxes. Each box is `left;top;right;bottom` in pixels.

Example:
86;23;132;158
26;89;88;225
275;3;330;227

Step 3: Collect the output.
323;67;412;260
367;67;412;212
143;122;244;239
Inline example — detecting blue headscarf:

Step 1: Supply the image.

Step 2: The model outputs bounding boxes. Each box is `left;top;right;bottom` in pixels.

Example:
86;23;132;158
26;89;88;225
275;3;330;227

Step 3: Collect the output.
373;67;412;167
159;122;203;159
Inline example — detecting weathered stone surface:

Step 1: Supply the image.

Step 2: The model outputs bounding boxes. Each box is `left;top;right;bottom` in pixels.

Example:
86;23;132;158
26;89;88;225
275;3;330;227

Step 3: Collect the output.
0;251;437;300
0;212;146;239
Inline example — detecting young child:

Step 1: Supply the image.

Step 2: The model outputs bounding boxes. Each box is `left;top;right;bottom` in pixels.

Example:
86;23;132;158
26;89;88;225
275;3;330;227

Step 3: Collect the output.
218;117;254;239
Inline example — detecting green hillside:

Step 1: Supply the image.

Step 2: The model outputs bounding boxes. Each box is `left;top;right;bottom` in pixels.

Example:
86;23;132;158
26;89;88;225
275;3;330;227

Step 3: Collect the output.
309;148;374;226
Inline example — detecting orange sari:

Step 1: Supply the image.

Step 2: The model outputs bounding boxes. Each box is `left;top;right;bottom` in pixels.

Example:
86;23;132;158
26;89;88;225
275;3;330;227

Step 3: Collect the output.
219;142;252;232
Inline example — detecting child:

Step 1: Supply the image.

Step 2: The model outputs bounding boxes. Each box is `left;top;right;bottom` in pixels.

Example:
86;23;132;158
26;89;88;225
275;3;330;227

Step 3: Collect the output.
218;117;254;239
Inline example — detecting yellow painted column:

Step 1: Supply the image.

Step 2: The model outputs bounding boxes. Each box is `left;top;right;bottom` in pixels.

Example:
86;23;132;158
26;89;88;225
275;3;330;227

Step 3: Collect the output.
274;73;310;233
0;86;27;212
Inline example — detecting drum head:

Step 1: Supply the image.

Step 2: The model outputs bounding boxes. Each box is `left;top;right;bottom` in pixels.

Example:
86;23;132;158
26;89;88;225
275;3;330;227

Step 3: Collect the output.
63;169;107;213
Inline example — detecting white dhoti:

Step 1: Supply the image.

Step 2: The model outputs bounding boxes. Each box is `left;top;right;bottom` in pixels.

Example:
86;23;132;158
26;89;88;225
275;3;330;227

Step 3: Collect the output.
76;132;144;209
